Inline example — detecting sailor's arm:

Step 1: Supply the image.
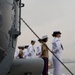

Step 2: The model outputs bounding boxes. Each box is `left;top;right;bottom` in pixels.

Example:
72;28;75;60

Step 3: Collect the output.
28;47;33;56
52;41;61;53
61;44;64;50
36;46;41;55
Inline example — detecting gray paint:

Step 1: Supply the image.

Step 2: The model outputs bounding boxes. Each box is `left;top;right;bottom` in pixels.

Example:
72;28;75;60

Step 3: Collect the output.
0;15;3;27
0;0;44;75
0;0;17;75
7;58;44;75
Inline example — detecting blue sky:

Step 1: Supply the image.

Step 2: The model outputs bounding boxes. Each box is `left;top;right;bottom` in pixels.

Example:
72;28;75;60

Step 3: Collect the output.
17;0;75;59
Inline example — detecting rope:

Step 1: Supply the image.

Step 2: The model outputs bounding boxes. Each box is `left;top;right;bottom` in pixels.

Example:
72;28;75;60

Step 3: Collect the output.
21;18;74;75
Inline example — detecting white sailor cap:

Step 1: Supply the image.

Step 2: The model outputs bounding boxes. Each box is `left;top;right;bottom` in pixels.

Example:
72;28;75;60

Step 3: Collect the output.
31;40;36;42
42;35;48;39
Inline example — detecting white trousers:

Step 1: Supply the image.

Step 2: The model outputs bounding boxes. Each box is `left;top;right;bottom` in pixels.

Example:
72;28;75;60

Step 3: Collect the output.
52;55;62;75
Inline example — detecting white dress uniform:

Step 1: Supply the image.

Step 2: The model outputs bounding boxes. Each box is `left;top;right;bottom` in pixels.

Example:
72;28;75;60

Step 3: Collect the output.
36;43;42;57
52;37;63;75
23;49;28;58
14;49;19;59
27;45;35;58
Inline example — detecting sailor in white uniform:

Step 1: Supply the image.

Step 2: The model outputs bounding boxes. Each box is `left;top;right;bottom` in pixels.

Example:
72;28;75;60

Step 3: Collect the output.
14;47;19;59
36;39;42;57
27;40;36;58
14;46;25;59
23;45;29;58
52;31;63;75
